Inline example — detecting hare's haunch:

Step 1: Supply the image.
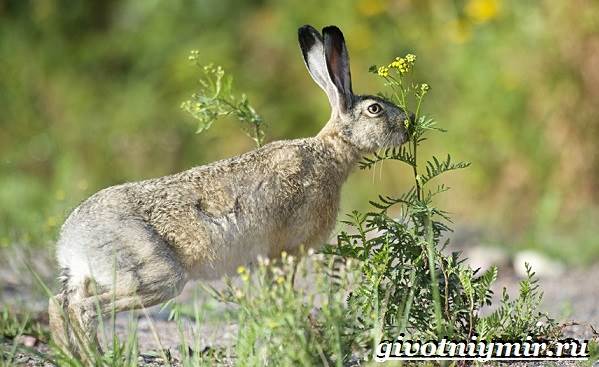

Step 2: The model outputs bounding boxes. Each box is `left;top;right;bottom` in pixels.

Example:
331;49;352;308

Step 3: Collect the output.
49;25;410;358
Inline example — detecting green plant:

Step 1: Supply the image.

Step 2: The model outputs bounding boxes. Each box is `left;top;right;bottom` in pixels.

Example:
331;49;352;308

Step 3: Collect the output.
181;51;265;148
324;53;560;343
163;290;229;367
0;306;49;367
210;252;362;366
207;53;562;366
475;263;559;340
0;307;47;342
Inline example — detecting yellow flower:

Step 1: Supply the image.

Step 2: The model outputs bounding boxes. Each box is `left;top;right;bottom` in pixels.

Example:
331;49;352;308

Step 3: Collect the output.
465;0;500;24
377;66;389;77
275;276;285;285
237;266;250;281
416;83;430;104
389;59;403;69
388;54;415;75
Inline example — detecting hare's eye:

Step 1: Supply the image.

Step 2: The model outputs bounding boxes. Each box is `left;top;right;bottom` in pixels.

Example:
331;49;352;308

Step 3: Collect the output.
367;103;383;115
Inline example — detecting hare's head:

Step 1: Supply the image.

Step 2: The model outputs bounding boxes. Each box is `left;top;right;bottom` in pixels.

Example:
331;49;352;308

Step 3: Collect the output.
299;25;411;153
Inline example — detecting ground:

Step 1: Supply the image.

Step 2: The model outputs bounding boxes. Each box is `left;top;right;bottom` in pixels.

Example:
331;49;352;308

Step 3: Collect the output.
1;243;598;366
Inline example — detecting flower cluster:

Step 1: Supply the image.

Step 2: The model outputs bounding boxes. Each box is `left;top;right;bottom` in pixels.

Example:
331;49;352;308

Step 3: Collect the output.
377;65;389;77
236;253;295;287
417;83;430;98
377;53;417;77
188;49;200;61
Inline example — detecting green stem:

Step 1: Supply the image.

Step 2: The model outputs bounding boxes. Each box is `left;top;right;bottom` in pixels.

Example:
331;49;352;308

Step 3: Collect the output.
415;94;424;122
399;266;417;333
424;213;443;334
397;77;408;110
220;98;263;148
412;93;425;201
385;76;403;106
412;137;421;201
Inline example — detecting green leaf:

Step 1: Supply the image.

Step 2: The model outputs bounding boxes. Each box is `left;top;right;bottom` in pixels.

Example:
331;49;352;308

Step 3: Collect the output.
359;146;416;170
181;57;265;147
420;154;470;185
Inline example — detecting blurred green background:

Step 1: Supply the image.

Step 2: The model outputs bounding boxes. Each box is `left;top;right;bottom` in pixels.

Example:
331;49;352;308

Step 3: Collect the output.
1;0;598;263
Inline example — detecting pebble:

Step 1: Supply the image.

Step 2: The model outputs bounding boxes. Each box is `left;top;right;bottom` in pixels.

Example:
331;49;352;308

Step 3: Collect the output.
463;245;509;272
513;249;565;278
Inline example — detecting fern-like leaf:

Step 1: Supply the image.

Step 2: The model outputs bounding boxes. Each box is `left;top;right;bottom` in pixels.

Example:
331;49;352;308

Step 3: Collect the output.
420;155;470;185
359;146;416;170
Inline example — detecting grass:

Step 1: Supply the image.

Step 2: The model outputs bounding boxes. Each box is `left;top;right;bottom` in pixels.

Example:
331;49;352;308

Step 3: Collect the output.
0;306;49;367
2;254;593;366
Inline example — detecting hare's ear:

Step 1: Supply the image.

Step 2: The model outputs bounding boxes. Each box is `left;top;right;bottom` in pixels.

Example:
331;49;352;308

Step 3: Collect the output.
323;25;353;113
298;25;341;112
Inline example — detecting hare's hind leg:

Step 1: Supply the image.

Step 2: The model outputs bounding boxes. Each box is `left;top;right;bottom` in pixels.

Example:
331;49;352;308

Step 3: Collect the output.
66;277;185;362
48;286;102;361
56;217;187;360
49;292;73;356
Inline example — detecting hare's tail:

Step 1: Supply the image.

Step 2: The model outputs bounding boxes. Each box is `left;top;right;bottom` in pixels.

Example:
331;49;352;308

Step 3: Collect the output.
48;267;75;356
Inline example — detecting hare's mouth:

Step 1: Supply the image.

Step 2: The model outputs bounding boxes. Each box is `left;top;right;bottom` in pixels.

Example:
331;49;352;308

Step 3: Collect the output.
387;126;408;147
395;130;409;146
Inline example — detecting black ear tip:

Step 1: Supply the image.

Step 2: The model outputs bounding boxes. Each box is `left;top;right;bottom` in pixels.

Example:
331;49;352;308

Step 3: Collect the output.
298;25;320;38
322;25;345;40
298;25;322;51
299;24;315;32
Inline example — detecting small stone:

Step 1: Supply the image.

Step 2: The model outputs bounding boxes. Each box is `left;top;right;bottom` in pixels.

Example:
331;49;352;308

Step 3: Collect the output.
513;250;564;278
464;245;509;272
16;335;38;347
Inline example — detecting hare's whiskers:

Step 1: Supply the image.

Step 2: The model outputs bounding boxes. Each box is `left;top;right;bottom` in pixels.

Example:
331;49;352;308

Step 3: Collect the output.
378;131;394;182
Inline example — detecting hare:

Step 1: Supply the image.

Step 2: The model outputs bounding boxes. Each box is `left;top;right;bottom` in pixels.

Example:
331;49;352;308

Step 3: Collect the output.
49;24;411;358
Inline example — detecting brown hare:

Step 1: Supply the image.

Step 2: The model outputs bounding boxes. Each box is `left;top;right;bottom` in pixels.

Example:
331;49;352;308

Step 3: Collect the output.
49;24;411;358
